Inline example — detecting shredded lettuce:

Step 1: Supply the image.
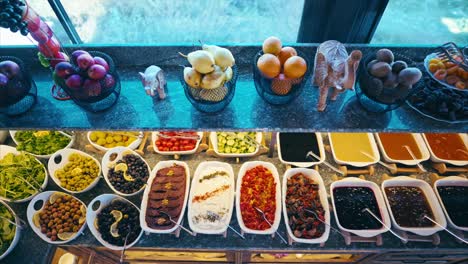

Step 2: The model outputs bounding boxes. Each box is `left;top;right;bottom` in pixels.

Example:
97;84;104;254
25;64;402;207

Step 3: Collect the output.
0;204;15;255
15;131;71;155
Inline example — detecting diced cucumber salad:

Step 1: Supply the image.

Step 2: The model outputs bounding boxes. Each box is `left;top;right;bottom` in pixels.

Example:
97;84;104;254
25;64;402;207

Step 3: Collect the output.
216;132;257;154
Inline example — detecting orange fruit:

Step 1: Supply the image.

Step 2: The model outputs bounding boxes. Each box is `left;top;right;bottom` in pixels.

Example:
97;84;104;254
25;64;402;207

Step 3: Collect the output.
262;36;282;55
283;56;307;79
278;47;297;66
257;54;281;79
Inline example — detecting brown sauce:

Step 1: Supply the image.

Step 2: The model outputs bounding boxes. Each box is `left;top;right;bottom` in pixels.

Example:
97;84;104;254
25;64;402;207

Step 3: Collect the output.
425;133;468;161
378;133;422;160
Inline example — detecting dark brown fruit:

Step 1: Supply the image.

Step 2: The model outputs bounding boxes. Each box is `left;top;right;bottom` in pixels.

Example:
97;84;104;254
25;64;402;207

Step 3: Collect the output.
376;49;394;64
398;67;422;86
383;72;399;88
367;77;384;98
391;60;407;74
367;59;379;73
370;62;391;78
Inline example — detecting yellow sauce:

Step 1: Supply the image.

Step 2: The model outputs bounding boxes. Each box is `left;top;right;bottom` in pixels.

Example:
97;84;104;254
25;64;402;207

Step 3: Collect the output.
330;133;375;162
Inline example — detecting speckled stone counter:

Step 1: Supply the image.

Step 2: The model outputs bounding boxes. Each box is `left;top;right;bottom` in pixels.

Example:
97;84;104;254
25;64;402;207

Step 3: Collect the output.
0;45;466;132
2;132;467;264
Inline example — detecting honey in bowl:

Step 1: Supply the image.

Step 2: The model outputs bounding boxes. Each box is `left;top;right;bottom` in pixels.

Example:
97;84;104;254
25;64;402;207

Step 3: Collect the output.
378;133;422;160
329;133;375;162
425;133;468;161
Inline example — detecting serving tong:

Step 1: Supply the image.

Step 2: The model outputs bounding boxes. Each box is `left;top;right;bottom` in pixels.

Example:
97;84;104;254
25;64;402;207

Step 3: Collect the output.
306;151;344;175
435;42;468;71
156;132;201;140
361;208;407;242
254;207;288;244
206;211;245;239
304;209;346;239
419;214;468;244
226;132;262;149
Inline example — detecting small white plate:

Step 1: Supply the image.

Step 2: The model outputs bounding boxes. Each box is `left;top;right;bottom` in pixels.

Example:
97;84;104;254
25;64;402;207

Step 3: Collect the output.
422;133;468;166
282;168;330;244
87;194;143;251
236;161;281;235
188;161;235;235
152;132;203;156
140;160;190;234
27;191;87;244
0;145;48;203
328;133;380;167
210;132;262;158
0;200;21;260
382;176;446;236
374;133;430;166
433;176;468;232
48;148;101;194
277;133;326;167
10;130;75;159
87;131;143;152
331;177;391;238
101;147;151;197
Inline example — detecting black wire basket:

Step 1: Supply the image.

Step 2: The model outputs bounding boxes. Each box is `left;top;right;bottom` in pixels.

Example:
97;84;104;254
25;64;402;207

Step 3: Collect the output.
0;56;37;116
53;51;120;112
180;65;238;113
356;53;423;113
253;50;311;105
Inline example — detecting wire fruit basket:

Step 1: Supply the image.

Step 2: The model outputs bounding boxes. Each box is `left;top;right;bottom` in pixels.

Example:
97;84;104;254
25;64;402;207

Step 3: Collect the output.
0;56;37;116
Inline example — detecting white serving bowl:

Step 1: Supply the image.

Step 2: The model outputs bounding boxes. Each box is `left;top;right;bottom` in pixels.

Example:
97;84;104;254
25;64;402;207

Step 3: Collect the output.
0;145;48;203
282;168;330;244
331;177;391;238
0;200;21;260
87;131;143;152
277;133;326;167
382;176;446;236
10;130;75;159
152;132;203;156
87;194;143;251
433;176;468;232
188;161;235;235
374;133;430;166
236;161;281;235
210;132;263;158
140;160;190;234
48;149;101;194
328;133;380;167
101;147;151;197
422;133;468;166
27;191;87;244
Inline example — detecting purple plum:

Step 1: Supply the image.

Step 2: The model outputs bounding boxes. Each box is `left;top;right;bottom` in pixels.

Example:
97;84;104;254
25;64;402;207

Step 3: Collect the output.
87;64;107;80
102;74;115;88
83;79;102;96
0;73;8;87
0;60;20;79
76;53;94;70
65;74;83;90
71;50;89;65
93;56;109;71
54;62;75;78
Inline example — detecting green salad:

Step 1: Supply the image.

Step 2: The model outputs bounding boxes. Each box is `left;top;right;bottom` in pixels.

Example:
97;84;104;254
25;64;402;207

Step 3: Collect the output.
14;131;71;155
0;204;15;256
0;153;46;201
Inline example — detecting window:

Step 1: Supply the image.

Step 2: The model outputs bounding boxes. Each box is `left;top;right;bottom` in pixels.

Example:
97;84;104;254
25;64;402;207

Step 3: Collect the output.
372;0;468;44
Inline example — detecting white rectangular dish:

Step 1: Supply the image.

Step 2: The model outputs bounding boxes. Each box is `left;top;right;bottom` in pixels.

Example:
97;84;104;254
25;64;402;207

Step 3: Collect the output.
152;132;204;156
282;168;330;244
236;161;281;235
187;161;235;235
382;176;446;236
374;133;430;165
277;133;326;167
87;131;143;152
422;133;468;166
140;160;190;234
10;130;75;159
328;133;380;167
331;177;391;238
433;176;468;232
210;132;262;158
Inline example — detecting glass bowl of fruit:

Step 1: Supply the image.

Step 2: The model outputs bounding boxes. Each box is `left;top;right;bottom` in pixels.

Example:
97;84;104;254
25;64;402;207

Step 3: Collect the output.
357;49;423;113
52;50;120;112
424;53;468;92
253;37;311;105
179;45;238;113
0;56;37;116
87;131;143;152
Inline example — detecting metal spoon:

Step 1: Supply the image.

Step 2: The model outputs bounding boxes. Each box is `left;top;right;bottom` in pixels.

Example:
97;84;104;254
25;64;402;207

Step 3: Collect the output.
304;209;346;239
207;211;245;239
226;132;261;148
254;207;288;244
306;151;344;175
120;228;131;264
402;145;426;172
159;211;194;236
362;208;408;242
360;151;395;171
421;214;468;244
